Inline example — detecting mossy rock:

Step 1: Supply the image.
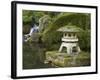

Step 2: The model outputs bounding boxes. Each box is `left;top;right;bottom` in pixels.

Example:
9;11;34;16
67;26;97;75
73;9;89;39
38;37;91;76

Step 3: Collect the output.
45;51;90;67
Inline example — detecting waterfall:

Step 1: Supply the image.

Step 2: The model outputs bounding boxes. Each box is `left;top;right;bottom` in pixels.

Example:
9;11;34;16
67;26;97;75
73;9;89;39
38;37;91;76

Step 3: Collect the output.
24;24;39;42
24;15;52;42
29;25;39;35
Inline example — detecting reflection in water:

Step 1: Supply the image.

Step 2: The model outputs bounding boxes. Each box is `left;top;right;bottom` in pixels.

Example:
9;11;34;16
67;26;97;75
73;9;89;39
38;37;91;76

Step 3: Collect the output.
23;42;53;69
23;16;53;69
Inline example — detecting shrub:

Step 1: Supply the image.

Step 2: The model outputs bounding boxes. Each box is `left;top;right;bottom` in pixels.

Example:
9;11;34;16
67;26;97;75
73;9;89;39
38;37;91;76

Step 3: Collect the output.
42;13;90;52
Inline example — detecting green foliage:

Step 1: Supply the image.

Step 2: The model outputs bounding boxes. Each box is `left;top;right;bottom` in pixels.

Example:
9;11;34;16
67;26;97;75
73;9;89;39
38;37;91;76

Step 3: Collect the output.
52;13;90;30
23;11;91;52
23;10;46;34
23;10;45;24
42;13;90;52
23;11;91;69
23;10;60;34
78;30;90;52
23;10;60;25
23;10;33;24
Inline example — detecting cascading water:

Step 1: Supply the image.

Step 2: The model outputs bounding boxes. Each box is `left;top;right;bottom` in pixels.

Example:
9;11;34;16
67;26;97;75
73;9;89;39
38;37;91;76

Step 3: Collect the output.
23;15;54;69
24;24;39;42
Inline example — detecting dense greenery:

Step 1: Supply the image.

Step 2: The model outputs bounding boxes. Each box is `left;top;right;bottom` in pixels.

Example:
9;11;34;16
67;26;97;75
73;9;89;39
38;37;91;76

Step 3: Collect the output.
23;10;91;52
23;10;60;34
42;13;91;52
23;10;45;34
23;10;91;69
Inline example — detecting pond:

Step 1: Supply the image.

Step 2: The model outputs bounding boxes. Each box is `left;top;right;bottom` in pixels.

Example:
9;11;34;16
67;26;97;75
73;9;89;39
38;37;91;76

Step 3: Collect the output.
23;41;90;69
23;42;54;69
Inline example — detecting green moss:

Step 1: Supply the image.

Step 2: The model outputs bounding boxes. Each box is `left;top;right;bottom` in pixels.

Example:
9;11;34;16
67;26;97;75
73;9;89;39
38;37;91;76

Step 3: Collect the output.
45;51;90;67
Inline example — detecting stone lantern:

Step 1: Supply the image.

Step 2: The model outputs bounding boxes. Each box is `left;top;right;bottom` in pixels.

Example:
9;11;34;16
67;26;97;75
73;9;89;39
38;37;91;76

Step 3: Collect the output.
57;25;81;55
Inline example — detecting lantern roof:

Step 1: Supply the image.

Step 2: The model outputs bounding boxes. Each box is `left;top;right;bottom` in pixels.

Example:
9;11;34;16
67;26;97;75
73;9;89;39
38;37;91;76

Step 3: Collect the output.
57;25;83;33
